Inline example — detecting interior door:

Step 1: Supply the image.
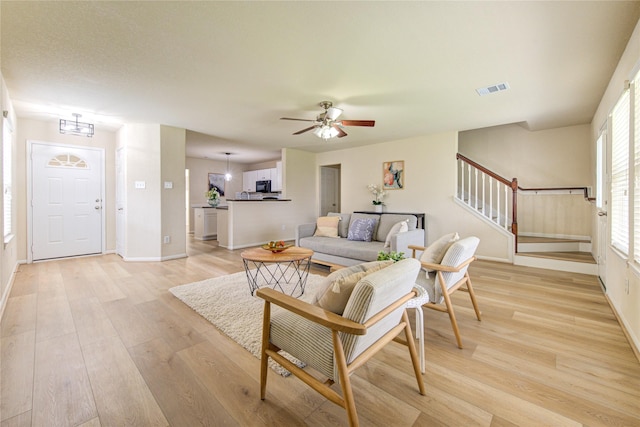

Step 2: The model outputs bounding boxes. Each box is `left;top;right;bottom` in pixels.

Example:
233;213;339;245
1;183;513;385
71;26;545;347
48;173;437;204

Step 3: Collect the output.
596;129;608;288
116;147;126;257
31;142;103;261
320;165;341;215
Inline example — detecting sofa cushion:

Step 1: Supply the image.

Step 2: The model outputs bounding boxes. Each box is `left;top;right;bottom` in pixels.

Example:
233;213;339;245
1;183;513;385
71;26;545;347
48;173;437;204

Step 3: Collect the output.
328;212;351;238
349;213;381;240
420;232;459;272
299;236;385;262
316;260;393;314
376;214;418;242
384;220;409;248
348;218;378;242
313;216;340;238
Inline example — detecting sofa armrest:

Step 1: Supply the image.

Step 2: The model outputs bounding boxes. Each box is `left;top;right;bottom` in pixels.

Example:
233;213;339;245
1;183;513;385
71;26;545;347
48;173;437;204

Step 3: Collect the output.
390;229;426;256
295;223;317;246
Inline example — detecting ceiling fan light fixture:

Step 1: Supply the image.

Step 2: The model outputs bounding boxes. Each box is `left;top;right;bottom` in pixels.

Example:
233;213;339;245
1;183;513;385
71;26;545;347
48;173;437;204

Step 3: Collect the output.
314;125;339;140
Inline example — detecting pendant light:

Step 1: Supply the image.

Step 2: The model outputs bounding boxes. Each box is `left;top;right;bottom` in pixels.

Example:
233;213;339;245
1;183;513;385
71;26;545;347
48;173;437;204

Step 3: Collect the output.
224;152;232;181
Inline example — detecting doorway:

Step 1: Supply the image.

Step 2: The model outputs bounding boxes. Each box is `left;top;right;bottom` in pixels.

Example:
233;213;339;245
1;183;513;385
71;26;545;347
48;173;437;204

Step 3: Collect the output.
28;141;105;262
320;164;341;215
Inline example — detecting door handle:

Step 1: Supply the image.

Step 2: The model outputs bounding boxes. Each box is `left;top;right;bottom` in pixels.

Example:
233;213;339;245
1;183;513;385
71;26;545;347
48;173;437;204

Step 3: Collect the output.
598;211;607;216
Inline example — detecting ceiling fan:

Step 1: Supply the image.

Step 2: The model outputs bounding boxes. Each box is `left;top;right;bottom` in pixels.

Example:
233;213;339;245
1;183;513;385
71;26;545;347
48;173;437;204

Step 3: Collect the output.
281;101;375;140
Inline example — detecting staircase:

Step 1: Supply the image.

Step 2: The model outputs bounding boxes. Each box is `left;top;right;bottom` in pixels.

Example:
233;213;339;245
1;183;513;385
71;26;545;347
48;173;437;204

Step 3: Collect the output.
456;153;597;275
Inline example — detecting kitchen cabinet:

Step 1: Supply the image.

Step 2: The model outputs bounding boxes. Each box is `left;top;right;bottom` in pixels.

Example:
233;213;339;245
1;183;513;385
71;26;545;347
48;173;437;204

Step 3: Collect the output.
255;168;272;181
243;164;282;192
242;170;257;192
194;208;218;240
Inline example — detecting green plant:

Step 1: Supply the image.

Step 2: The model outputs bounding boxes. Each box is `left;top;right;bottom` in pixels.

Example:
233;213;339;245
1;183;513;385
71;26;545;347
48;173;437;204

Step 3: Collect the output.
206;188;220;200
377;251;405;262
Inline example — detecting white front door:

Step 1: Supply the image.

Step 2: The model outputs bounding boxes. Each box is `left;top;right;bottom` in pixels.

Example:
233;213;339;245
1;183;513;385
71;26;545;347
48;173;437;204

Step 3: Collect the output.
30;142;103;261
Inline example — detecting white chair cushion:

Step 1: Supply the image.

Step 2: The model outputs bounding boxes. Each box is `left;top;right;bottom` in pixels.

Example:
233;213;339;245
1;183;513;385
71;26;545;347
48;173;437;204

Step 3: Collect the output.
419;232;459;272
384;220;409;248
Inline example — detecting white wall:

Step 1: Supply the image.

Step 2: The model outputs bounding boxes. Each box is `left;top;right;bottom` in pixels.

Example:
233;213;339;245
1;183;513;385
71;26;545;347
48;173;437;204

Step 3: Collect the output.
315;132;512;262
160;125;187;259
117;124;187;260
591;18;640;352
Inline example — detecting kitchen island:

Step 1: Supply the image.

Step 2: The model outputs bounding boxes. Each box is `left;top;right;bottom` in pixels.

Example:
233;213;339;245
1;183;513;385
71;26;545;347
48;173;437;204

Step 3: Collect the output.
217;199;297;250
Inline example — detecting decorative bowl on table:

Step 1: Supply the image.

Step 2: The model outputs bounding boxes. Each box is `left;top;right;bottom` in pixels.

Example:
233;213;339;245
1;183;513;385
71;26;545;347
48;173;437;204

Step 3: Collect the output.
261;241;293;253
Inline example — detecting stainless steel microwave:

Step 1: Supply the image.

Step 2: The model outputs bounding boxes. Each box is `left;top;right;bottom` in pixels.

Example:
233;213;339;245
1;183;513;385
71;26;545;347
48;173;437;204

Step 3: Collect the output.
256;180;271;193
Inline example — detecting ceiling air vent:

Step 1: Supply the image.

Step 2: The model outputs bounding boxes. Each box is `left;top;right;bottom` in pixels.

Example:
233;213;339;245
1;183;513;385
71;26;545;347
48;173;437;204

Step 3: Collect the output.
476;82;510;96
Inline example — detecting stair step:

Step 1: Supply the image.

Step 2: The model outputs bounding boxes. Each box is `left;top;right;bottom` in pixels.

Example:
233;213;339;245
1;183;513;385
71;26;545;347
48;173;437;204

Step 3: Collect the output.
516;251;595;264
514;253;597;275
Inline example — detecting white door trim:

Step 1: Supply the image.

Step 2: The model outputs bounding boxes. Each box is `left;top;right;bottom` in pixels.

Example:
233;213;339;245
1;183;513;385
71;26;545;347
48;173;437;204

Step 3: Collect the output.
26;140;106;263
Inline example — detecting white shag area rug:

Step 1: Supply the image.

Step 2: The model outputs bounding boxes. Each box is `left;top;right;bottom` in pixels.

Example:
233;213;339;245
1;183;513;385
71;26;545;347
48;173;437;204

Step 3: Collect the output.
169;268;327;376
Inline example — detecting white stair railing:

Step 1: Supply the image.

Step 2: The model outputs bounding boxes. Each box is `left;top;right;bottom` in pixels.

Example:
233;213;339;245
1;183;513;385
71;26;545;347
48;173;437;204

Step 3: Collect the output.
457;154;518;235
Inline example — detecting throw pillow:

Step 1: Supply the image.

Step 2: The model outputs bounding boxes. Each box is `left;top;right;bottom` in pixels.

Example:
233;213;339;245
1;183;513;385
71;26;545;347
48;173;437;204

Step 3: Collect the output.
313;216;340;238
384;220;409;248
317;260;393;314
419;232;460;272
328;212;351;238
347;218;378;242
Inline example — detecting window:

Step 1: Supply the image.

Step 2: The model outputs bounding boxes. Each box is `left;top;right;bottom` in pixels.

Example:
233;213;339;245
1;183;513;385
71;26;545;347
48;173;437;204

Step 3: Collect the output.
3;117;13;241
611;90;630;255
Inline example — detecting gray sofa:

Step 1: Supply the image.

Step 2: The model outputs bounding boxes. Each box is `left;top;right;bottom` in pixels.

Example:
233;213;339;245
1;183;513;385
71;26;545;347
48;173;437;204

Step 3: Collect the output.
296;212;426;267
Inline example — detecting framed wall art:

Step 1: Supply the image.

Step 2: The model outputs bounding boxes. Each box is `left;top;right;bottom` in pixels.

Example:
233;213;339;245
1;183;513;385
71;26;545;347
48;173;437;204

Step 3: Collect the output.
383;160;404;190
208;173;226;196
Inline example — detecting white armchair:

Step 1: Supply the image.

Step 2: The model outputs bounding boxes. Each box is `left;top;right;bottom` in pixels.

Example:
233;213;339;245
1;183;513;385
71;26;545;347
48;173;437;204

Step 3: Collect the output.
256;258;425;427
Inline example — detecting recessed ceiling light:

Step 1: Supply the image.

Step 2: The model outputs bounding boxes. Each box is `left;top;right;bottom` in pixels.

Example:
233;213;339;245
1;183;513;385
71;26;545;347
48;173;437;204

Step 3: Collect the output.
476;82;510;96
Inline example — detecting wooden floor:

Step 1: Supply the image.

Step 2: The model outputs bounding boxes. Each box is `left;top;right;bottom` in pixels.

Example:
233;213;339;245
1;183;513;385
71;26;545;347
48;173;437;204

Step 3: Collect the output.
1;238;639;426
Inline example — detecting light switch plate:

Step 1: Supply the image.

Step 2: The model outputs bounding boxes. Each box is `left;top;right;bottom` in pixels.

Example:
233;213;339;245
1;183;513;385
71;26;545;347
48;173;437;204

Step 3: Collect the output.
164;181;173;189
135;181;146;189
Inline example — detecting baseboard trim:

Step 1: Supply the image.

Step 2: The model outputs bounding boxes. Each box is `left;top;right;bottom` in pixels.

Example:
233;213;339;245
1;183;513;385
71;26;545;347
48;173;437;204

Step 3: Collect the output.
0;261;20;324
603;292;640;364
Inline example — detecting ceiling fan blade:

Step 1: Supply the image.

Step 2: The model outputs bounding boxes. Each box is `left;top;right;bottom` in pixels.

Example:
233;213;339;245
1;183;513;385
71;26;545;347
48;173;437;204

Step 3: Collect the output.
280;117;315;122
340;120;375;127
326;107;343;121
293;125;317;135
332;124;347;138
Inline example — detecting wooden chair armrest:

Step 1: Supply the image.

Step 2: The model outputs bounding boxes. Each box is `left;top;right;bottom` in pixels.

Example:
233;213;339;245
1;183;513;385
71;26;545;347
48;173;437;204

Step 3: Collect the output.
256;288;367;335
408;244;427;260
420;256;476;272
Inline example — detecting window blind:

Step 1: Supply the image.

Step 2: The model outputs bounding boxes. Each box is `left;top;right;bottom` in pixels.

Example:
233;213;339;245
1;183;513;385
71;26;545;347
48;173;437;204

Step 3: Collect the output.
611;90;630;255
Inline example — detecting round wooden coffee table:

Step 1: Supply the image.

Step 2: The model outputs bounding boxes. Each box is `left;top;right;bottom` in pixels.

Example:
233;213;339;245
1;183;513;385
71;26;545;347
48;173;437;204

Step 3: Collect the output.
240;246;314;297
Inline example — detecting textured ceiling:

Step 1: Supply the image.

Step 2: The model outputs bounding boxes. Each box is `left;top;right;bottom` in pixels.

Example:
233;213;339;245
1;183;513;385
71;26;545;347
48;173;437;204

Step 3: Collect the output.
2;1;639;163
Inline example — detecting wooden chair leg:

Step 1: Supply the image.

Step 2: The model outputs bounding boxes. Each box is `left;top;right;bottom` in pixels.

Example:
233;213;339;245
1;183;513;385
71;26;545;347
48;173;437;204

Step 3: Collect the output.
441;290;463;349
402;310;426;395
333;331;359;427
260;301;271;400
465;273;482;321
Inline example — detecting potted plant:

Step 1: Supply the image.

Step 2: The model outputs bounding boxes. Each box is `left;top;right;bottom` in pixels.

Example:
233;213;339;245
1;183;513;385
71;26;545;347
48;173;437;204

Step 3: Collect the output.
367;184;387;212
206;188;220;207
377;251;405;262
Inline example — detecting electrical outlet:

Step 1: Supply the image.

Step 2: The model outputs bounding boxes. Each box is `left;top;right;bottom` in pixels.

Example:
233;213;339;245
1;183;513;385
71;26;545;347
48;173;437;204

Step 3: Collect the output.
163;236;170;244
